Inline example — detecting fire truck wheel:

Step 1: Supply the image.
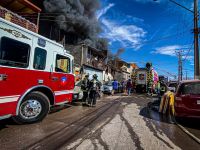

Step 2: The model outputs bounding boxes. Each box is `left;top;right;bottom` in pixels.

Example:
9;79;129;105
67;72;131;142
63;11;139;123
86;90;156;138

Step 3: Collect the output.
13;91;50;124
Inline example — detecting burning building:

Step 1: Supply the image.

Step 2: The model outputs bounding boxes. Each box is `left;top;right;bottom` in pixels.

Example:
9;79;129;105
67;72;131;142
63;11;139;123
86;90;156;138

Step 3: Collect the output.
67;44;107;82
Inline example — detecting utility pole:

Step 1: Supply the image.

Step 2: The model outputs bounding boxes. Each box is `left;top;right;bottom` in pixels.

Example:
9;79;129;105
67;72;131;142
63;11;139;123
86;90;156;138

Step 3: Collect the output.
194;0;200;79
176;51;183;82
158;0;200;79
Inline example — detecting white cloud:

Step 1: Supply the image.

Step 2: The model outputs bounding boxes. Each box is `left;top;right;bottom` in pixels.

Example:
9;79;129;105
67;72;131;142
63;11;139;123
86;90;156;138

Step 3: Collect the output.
126;15;144;23
153;45;194;66
185;55;194;66
186;55;193;61
152;45;189;56
190;2;194;10
96;3;115;20
101;19;147;49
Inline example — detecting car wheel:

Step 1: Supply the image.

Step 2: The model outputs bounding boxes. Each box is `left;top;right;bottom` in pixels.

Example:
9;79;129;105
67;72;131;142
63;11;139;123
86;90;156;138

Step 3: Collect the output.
13;91;50;124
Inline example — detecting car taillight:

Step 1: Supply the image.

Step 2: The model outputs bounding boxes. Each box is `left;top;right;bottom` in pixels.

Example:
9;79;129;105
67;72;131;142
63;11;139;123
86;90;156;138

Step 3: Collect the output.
175;97;182;101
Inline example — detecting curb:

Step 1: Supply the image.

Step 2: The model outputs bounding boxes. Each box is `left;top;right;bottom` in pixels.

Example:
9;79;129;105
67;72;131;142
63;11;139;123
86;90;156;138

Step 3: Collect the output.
174;120;200;144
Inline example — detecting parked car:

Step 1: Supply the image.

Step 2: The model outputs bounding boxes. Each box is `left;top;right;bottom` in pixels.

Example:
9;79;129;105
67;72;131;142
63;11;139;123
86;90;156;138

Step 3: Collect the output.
102;81;113;94
102;81;123;94
73;81;83;101
174;80;200;118
168;81;178;92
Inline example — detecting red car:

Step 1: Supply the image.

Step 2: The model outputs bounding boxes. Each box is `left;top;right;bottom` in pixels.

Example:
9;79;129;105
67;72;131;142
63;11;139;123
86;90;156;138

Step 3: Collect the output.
175;80;200;118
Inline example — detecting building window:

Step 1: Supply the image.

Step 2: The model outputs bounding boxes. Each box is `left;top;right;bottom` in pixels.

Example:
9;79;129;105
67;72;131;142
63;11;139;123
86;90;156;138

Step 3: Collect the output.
33;48;47;70
0;37;30;68
55;54;71;73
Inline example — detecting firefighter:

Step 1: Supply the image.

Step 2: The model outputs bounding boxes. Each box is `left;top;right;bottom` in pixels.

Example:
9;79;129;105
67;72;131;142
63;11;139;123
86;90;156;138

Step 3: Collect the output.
160;82;167;96
81;74;90;106
88;74;101;107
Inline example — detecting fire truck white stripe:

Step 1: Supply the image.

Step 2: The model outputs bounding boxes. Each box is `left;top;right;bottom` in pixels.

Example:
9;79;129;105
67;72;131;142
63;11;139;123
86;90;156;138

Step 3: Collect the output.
0;96;19;104
55;90;74;96
0;95;20;99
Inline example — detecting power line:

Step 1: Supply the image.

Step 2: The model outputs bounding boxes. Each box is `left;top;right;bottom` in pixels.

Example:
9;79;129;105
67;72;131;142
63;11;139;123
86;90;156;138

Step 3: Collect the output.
182;41;194;62
23;17;193;44
18;11;194;44
183;68;194;71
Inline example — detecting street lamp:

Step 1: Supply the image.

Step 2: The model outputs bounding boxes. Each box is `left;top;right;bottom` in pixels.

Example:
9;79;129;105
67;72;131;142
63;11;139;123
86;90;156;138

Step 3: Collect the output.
154;0;199;79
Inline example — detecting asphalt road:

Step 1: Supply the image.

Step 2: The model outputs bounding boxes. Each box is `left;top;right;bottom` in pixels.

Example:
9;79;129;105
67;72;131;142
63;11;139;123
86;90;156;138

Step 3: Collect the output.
0;94;200;150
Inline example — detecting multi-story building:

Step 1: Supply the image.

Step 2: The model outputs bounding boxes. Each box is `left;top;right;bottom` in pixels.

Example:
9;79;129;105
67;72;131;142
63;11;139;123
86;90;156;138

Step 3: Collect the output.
106;59;138;82
66;44;108;83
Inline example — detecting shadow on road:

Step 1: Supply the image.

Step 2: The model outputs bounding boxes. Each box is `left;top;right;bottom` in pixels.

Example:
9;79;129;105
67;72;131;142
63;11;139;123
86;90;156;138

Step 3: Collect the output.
140;101;200;131
0;118;17;130
139;102;174;125
49;104;72;114
176;117;200;130
0;104;72;129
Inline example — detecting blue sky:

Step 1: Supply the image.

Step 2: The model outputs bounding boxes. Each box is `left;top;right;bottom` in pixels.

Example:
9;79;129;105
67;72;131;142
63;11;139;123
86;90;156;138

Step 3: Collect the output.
97;0;195;79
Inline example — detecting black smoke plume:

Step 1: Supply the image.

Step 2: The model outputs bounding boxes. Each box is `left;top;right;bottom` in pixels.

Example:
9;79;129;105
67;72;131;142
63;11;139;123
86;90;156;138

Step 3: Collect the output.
43;0;107;50
115;48;125;58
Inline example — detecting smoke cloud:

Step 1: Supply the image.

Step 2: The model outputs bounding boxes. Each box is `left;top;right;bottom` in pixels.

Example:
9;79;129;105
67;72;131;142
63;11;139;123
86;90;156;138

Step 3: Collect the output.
115;48;125;58
43;0;107;50
107;48;125;62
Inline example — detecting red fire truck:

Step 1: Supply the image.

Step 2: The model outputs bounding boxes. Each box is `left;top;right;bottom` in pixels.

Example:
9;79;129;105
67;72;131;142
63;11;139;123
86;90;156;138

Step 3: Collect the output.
0;18;75;124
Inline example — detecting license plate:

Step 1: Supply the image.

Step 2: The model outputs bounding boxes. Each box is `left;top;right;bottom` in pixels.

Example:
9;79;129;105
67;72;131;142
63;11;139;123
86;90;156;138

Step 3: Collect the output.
197;100;200;105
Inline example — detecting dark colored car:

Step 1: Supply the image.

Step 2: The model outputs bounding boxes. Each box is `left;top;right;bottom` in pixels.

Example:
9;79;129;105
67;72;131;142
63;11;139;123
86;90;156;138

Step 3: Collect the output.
174;80;200;118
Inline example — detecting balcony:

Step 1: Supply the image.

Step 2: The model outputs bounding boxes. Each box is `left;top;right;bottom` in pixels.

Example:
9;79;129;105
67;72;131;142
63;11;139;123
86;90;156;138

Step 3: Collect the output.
0;0;41;33
84;46;107;71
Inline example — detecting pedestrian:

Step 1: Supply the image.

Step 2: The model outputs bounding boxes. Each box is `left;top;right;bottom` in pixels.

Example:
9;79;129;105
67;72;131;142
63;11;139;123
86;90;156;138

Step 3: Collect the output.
112;79;118;96
126;79;132;96
121;80;126;93
88;74;101;107
81;74;90;106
